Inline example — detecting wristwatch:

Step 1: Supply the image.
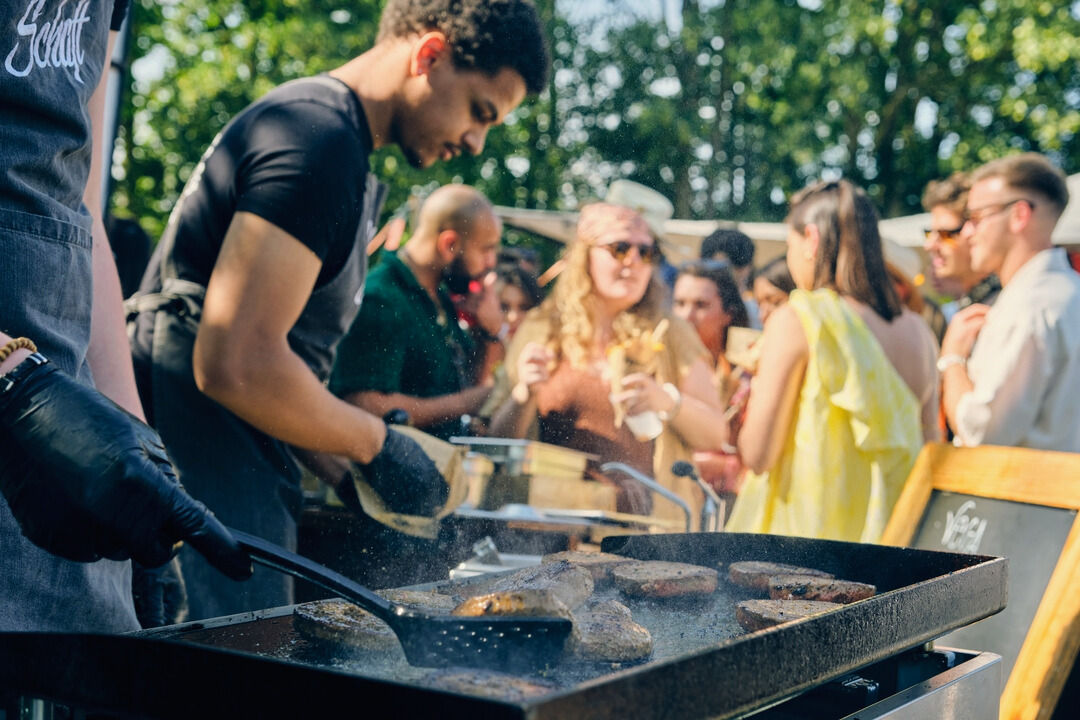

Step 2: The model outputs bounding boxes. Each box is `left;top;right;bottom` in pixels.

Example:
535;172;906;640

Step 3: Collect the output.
0;352;48;394
936;353;967;373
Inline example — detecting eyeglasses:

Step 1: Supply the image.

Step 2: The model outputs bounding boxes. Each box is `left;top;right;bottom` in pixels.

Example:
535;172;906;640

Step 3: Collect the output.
923;227;965;245
596;241;661;264
965;198;1036;229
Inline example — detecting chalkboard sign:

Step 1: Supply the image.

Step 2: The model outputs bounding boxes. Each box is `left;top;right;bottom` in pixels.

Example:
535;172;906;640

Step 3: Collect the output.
882;443;1080;720
911;491;1075;682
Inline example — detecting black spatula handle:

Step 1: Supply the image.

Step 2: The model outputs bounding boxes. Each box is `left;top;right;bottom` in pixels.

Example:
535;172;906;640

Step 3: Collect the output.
229;527;397;622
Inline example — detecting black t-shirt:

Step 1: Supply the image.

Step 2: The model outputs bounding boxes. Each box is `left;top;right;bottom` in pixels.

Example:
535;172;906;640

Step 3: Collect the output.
132;76;375;409
143;75;373;290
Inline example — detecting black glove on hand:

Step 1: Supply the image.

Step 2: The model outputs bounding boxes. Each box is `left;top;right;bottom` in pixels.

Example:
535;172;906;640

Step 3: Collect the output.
0;356;252;580
352;426;449;517
132;557;188;629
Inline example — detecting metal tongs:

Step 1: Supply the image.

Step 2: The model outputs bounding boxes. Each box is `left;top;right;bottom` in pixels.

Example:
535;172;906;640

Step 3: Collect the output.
230;529;572;673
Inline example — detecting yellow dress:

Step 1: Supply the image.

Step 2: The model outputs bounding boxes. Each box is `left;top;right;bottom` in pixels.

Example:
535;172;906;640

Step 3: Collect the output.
726;289;922;543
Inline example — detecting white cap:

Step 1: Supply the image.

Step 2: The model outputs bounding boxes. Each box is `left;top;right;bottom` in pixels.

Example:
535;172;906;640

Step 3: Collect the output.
605;180;674;240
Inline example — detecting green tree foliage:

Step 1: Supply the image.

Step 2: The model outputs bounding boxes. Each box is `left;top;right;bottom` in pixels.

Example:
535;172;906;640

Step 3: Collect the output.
563;0;1080;220
113;0;1080;239
113;0;579;242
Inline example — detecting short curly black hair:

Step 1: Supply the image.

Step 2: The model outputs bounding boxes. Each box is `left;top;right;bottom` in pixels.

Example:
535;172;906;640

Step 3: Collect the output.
378;0;550;95
700;228;755;268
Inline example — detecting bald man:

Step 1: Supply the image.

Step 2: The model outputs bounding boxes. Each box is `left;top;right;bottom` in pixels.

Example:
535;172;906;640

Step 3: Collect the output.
329;184;502;441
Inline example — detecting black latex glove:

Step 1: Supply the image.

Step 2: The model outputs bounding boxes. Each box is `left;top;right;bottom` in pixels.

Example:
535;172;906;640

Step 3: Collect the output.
333;468;366;517
132;557;188;629
0;357;252;580
351;425;449;516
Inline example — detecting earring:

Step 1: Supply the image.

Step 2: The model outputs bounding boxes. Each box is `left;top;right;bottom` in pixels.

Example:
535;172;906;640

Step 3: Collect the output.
803;250;813;260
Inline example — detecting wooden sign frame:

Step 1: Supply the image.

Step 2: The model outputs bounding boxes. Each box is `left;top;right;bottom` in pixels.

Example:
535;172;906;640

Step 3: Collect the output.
882;443;1080;720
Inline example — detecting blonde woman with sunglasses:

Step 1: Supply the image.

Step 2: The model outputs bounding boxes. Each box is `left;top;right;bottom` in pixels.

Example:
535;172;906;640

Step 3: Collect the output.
488;203;728;529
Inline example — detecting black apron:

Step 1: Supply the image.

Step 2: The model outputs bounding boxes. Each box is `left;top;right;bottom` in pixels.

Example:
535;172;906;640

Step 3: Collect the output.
0;0;139;633
129;175;382;620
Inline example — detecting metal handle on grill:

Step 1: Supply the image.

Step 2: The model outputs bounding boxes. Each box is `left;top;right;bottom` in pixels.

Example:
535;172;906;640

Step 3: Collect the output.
671;460;725;532
600;462;693;532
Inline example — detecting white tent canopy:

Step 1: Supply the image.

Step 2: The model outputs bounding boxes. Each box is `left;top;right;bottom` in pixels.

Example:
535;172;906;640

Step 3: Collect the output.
497;172;1080;281
494;206;789;266
496;208;923;281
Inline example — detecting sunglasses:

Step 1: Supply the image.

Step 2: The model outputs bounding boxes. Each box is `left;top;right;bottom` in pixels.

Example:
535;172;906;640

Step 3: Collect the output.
596;241;661;264
923;227;964;245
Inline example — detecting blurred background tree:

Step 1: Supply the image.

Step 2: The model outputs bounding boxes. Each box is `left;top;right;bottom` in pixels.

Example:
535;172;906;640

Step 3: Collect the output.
110;0;1080;244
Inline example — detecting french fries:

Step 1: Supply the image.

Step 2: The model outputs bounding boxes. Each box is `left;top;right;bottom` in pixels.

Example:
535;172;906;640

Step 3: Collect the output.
607;320;669;429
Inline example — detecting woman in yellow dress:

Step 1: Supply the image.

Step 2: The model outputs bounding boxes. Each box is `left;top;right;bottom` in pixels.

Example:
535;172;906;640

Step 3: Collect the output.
726;180;939;543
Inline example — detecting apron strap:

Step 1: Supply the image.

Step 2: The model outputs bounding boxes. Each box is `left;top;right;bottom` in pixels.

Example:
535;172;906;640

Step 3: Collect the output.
124;278;207;323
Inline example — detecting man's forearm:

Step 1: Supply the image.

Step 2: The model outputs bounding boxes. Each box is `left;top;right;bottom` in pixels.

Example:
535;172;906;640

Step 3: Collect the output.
344;385;492;430
195;334;387;464
84;28;145;418
87;218;146;419
941;364;975;438
0;332;34;376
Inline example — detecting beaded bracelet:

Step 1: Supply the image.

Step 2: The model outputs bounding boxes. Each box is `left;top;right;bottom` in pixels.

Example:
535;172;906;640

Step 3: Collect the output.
0;337;37;365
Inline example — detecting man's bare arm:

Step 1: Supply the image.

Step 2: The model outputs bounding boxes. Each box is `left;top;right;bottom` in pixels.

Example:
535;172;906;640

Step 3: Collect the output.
195;211;386;463
344;385;492;430
85;30;145;418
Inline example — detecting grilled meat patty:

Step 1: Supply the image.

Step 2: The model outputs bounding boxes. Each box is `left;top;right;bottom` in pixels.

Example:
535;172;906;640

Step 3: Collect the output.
293;599;396;651
420;668;560;701
541;550;633;584
735;599;842;632
727;561;834;591
572;600;652;662
451;588;574;620
488;560;595;609
767;575;876;603
581;597;634;620
611;561;718;598
293;590;457;651
381;588;460;613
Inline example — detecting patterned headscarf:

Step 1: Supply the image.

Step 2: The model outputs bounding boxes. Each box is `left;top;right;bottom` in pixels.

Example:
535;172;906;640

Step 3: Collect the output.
576;202;652;248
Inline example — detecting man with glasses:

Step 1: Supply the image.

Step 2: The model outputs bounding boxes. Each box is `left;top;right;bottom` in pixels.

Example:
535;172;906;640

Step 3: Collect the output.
939;153;1080;451
922;172;1001;322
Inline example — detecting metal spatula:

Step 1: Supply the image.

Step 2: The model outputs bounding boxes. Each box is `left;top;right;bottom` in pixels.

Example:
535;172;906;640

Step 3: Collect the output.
230;528;572;673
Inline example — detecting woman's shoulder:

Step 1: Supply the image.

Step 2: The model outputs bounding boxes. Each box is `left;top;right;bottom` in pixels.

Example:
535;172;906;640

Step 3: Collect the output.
662;313;711;361
895;306;940;356
757;303;810;358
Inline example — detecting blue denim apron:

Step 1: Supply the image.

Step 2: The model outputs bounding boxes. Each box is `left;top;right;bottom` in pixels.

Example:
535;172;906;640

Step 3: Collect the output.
0;0;138;632
129;175;379;620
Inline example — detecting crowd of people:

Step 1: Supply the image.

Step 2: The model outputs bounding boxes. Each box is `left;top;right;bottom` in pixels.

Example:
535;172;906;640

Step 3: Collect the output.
2;0;1079;643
